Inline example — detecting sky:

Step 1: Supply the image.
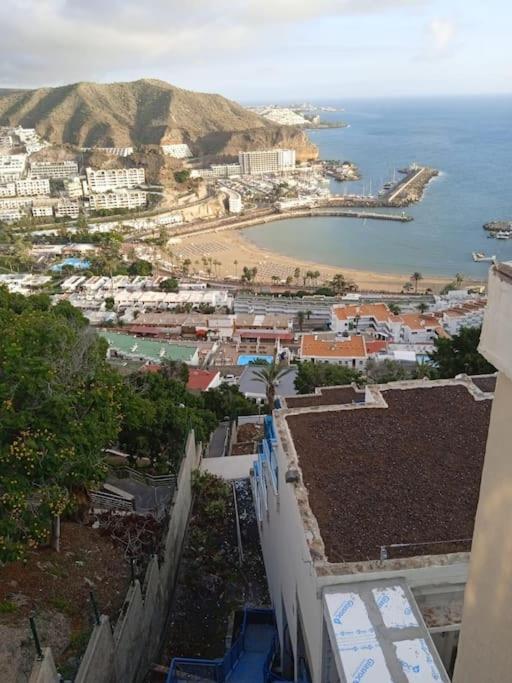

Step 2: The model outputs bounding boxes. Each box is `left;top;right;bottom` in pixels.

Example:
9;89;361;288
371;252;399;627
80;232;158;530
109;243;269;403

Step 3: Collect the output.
1;0;510;101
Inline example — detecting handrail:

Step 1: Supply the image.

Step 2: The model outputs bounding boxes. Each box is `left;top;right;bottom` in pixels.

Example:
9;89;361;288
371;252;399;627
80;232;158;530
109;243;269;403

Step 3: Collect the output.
167;609;281;683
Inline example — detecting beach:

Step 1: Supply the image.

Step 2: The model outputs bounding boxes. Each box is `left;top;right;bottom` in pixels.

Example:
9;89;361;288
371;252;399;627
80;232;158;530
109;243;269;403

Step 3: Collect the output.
168;228;463;292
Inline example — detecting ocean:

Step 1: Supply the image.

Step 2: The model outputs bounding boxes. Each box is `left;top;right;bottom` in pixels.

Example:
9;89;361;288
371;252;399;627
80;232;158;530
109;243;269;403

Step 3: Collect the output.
243;96;512;279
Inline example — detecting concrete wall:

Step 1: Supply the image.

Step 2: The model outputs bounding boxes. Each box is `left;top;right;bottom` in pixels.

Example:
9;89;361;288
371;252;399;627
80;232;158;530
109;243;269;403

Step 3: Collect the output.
28;649;59;683
201;454;255;480
454;267;512;683
30;431;201;683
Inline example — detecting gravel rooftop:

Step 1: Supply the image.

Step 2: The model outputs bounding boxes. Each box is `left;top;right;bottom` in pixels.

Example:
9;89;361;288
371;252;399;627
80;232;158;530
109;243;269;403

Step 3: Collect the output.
286;385;492;563
285;386;363;408
470;375;497;393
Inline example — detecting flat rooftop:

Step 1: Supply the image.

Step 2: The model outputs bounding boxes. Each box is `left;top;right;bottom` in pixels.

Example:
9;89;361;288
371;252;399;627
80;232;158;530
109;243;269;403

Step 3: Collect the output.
285;383;492;563
285;385;363;408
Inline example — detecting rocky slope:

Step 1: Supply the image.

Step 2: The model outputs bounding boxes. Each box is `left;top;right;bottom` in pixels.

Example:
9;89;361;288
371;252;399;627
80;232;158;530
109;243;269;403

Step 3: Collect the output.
0;79;317;161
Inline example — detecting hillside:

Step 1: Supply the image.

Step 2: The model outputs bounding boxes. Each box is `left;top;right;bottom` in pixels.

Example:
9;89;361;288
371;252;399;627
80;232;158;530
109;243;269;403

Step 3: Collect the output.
0;79;317;160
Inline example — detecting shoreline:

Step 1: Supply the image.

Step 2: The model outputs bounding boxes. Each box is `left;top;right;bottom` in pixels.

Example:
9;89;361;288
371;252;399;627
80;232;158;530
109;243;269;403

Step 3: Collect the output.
169;226;482;293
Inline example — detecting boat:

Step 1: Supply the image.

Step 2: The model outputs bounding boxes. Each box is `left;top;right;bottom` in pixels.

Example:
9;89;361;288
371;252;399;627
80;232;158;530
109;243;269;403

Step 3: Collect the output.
472;252;496;262
495;231;512;240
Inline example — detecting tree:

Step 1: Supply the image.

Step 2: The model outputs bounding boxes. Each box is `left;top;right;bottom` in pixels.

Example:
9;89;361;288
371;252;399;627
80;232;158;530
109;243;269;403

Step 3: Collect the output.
182;258;192;275
0;289;123;561
294;267;301;284
233;259;238;277
330;273;347;295
366;359;410;384
411;272;423;294
417;302;429;314
252;360;293;412
128;259;153;276
174;169;191;183
454;273;464;288
104;296;115;311
271;275;280;285
297;310;305;331
285;275;293;286
202;384;258;421
160;359;189;384
428;326;495;378
295;361;362;394
159;277;179;292
388;303;401;315
402;282;414;293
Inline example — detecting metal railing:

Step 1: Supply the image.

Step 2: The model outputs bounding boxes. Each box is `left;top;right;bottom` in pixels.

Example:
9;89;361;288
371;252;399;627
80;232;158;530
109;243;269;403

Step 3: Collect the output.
89;490;134;512
167;609;284;683
111;465;177;488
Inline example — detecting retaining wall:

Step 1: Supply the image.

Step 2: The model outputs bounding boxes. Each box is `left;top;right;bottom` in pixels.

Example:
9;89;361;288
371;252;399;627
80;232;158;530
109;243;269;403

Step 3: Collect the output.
29;431;201;683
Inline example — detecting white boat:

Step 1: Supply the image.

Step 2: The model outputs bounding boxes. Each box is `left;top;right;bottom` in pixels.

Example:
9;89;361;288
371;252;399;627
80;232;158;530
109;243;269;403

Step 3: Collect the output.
472;251;496;262
495;231;512;240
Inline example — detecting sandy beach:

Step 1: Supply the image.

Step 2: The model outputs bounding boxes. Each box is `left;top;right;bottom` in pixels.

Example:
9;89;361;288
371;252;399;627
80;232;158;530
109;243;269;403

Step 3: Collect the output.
167;228;472;292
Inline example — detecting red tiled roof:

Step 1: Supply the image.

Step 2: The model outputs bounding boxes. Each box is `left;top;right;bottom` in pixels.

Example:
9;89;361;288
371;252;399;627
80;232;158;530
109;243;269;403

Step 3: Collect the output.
301;334;367;358
332;303;392;322
366;340;388;355
187;369;219;391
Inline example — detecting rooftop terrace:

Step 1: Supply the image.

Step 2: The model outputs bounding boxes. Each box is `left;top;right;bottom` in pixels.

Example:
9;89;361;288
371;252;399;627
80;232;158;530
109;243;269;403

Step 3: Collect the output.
285;381;492;564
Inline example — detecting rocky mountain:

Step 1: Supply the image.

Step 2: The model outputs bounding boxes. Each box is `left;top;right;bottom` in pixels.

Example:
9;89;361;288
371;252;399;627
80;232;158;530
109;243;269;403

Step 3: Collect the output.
0;79;317;160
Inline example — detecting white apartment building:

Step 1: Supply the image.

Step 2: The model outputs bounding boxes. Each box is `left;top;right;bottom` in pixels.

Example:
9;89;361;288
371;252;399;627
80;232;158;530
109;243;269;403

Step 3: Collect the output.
441;300;486;336
86;167;145;192
96;147;134;157
64;176;84;199
238;149;296;175
161;144;192;158
30;160;79;179
0;183;16;198
55;200;80;218
0;197;32;209
0;208;22;222
32;203;54;218
0;154;27;179
15;177;50;197
88;190;147;212
190;163;241;180
220;186;243;213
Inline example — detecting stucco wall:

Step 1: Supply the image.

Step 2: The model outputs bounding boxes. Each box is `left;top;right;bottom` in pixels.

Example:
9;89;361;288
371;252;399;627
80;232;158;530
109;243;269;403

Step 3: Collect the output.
454;371;512;682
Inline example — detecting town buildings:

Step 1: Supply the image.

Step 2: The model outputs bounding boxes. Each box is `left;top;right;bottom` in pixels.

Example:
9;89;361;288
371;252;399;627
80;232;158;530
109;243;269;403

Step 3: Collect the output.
15;177;51;196
220;186;243;213
85;167;145;192
299;333;368;369
252;375;494;682
161;144;192;158
238;149;296;175
88;190;147;211
30;160;79;179
0;153;27;179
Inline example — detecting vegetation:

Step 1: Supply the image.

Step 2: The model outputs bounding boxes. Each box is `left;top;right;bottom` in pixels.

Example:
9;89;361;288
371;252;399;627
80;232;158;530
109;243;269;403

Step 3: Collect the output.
252;360;293;411
159;277;179;292
174;170;191;184
428;326;495;378
410;271;423;293
295;361;362;394
366;359;411;384
0;289;122;561
127;259;153;276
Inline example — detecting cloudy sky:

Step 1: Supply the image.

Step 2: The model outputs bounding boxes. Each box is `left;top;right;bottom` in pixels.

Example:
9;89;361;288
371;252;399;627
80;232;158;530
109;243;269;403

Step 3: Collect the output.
1;0;509;101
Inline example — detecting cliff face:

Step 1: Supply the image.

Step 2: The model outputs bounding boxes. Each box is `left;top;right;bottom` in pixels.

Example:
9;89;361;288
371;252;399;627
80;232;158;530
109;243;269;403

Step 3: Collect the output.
0;79;318;160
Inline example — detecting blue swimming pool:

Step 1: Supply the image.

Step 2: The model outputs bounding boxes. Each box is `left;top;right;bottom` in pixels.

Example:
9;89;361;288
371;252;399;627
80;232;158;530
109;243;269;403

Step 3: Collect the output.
237;354;273;366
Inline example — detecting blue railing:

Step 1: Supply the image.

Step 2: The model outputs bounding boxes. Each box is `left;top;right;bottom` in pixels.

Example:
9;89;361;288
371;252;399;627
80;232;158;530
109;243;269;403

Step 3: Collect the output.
167;608;283;683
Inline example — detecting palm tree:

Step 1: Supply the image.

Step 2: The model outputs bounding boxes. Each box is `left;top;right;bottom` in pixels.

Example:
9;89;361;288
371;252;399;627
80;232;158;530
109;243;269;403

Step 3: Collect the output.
285;275;293;286
454;272;464;288
313;270;321;286
253;360;293;412
402;282;413;293
271;275;280;285
233;259;239;277
297;310;305;331
294;267;301;284
411;272;423;294
305;310;312;321
330;273;346;295
417;302;429;314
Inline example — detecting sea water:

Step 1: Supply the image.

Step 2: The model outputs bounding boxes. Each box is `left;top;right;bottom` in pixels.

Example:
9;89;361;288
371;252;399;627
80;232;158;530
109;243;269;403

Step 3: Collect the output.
243;95;512;278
